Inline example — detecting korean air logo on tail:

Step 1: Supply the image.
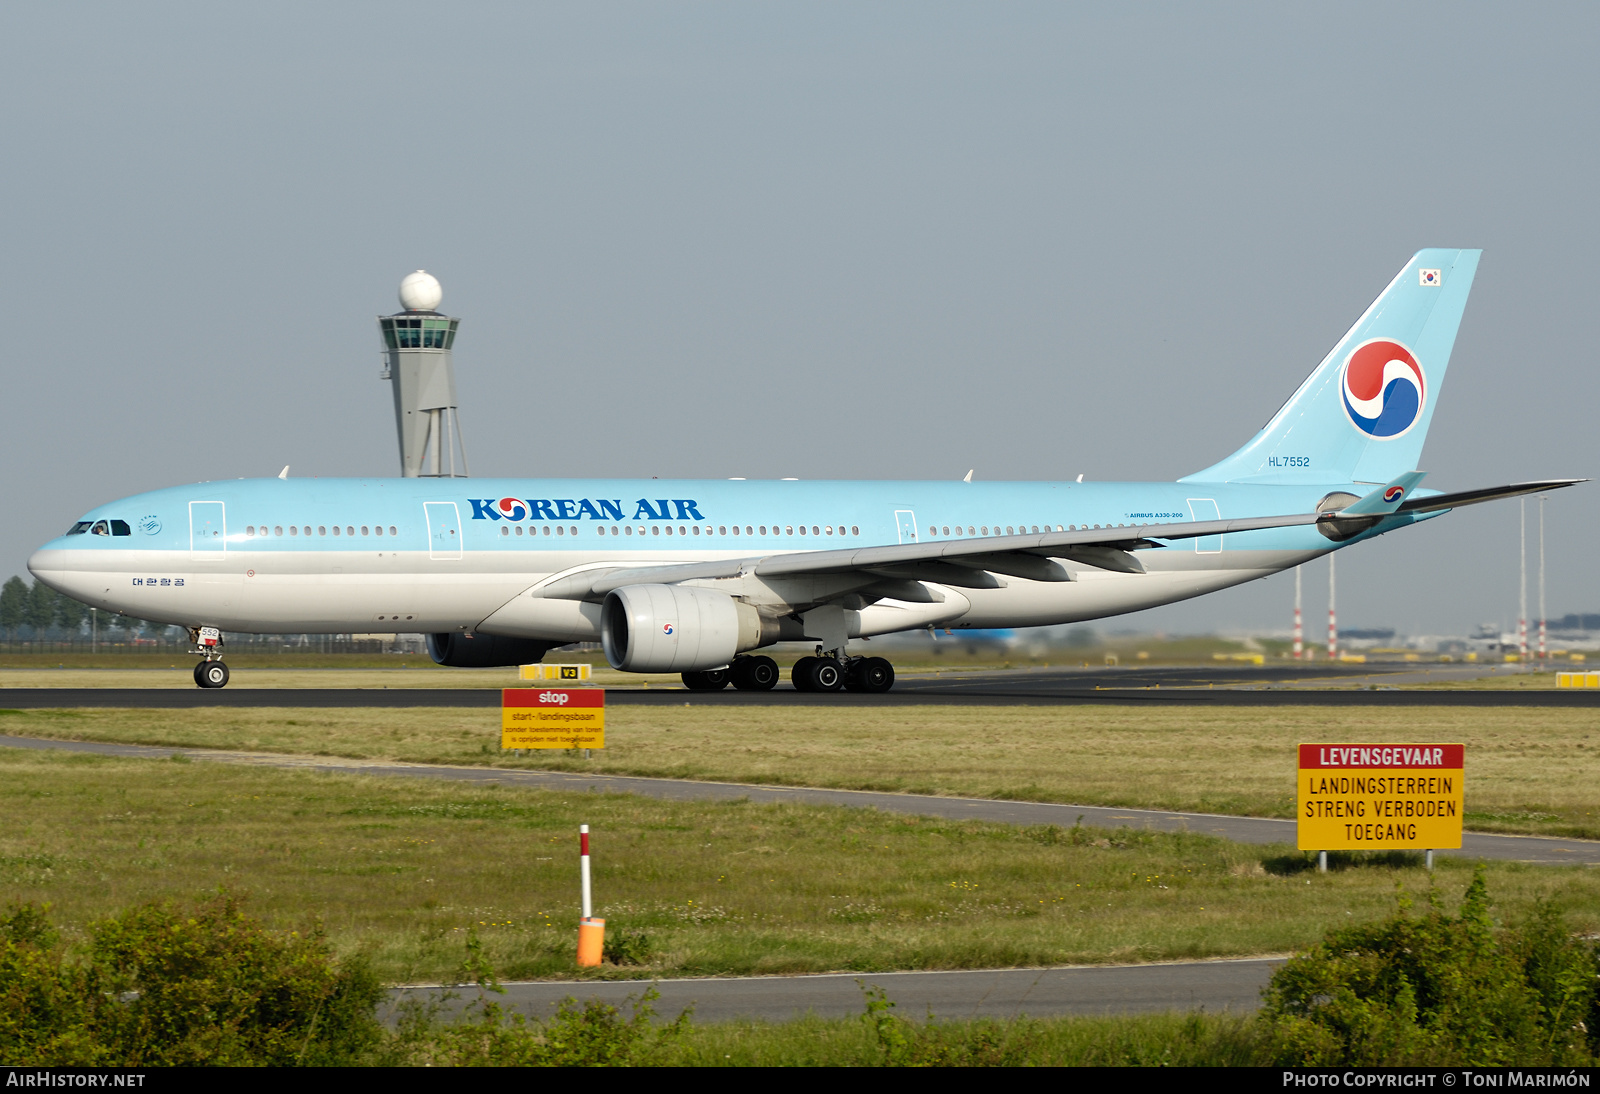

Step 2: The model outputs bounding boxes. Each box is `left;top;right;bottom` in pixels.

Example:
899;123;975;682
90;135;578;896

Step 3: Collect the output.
1341;339;1425;440
1383;485;1406;503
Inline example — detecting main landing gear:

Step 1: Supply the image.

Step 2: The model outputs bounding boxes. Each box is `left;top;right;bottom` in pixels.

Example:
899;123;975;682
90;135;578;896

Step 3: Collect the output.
682;655;780;692
680;651;895;694
189;625;230;689
792;651;895;694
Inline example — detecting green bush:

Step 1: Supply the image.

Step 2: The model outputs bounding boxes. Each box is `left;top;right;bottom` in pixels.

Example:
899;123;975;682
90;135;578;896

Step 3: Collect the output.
1261;867;1599;1066
385;988;689;1067
0;894;383;1066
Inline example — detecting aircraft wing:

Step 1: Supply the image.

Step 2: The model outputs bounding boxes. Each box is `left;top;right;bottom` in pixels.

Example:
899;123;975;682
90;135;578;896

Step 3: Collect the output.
536;510;1326;600
1395;479;1586;514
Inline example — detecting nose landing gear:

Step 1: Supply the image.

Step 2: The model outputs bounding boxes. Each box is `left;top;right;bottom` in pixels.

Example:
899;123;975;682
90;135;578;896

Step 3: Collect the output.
188;626;230;689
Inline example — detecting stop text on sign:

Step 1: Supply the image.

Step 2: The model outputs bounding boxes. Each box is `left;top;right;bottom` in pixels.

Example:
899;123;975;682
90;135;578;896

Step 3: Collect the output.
502;687;604;749
1297;742;1463;851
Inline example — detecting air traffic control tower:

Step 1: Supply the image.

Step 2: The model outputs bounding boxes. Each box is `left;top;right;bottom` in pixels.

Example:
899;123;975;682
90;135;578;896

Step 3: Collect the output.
378;270;469;477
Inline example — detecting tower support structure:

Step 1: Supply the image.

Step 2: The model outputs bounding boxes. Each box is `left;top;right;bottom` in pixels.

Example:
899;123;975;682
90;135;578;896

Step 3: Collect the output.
378;270;469;478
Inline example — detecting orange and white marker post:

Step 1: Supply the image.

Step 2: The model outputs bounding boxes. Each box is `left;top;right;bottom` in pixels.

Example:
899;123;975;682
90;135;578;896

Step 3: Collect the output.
576;824;605;966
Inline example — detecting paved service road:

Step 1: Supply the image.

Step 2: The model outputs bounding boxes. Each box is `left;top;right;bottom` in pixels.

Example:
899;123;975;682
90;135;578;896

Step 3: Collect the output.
3;734;1596;866
388;958;1285;1024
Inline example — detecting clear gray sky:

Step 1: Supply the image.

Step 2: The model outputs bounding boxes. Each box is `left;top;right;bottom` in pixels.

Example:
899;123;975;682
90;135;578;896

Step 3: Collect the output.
2;3;1594;636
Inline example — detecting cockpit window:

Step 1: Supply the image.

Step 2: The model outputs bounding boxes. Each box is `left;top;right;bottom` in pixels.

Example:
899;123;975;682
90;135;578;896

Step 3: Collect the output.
110;520;131;536
65;521;92;535
90;521;110;536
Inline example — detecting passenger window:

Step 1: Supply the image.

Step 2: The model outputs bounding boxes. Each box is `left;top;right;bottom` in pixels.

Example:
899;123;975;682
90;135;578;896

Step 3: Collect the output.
662;526;670;536
812;526;819;536
319;526;326;536
557;526;564;536
332;526;341;536
692;526;700;536
275;526;283;536
786;526;793;536
625;526;633;536
501;527;509;536
571;527;578;536
612;526;620;535
388;526;396;536
374;525;383;536
678;526;686;536
719;526;727;535
981;526;988;535
759;526;766;535
851;526;859;536
361;526;369;536
290;526;298;536
651;526;660;536
246;526;256;537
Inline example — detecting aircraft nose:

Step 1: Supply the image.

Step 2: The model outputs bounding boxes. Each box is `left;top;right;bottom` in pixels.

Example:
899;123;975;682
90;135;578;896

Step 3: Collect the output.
28;547;67;591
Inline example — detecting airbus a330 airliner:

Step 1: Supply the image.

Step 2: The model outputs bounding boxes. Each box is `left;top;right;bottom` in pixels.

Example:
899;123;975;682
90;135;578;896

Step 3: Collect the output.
28;249;1581;690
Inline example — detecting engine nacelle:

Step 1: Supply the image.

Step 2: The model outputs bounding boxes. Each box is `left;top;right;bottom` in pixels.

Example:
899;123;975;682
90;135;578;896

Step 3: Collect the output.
427;632;558;668
601;584;765;672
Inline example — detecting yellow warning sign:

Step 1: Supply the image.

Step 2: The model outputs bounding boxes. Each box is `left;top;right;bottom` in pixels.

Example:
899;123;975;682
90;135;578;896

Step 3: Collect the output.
502;688;604;749
520;663;592;681
1297;743;1463;851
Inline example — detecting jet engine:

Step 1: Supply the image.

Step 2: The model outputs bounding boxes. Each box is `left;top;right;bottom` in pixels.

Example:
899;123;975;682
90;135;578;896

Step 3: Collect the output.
427;632;559;668
601;584;767;672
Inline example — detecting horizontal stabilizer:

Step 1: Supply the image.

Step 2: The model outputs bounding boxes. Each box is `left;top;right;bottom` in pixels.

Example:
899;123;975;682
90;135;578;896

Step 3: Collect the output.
1339;471;1429;516
1397;479;1587;514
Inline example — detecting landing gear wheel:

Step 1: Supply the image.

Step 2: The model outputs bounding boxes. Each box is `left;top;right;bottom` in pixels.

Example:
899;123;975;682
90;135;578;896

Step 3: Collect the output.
807;658;844;692
790;656;819;692
682;668;731;691
731;655;779;691
846;657;895;693
194;661;230;689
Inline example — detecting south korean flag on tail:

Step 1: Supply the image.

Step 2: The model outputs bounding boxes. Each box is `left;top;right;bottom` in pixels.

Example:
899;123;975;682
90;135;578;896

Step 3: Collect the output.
1419;268;1442;286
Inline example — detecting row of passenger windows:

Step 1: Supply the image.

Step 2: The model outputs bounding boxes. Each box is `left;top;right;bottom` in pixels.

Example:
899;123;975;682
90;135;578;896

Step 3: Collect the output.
245;525;397;538
499;524;864;538
928;523;1121;537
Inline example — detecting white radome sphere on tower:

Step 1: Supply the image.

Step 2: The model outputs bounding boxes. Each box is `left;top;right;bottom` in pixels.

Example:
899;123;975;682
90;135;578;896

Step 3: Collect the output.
398;270;443;312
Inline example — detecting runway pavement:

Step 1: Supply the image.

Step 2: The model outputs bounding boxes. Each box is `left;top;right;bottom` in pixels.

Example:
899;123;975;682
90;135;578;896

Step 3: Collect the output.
3;733;1596;865
0;663;1591;707
387;957;1286;1024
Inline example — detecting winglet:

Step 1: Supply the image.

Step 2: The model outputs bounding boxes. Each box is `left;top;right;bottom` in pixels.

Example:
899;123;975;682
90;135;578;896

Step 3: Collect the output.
963;470;974;483
1339;471;1427;516
278;466;290;480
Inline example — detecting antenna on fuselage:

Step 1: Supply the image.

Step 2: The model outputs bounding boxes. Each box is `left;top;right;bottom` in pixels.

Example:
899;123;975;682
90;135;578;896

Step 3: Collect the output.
378;271;469;478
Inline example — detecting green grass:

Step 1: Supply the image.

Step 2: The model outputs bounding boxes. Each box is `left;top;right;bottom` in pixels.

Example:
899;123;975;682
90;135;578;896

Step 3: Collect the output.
2;748;1596;986
5;704;1599;839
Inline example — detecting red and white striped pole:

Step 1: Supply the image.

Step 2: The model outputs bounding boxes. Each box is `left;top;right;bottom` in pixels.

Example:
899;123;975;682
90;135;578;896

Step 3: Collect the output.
1293;565;1303;660
576;824;604;966
1326;555;1337;661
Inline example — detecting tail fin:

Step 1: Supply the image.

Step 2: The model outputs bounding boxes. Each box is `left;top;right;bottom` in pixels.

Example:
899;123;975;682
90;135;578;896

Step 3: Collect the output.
1181;249;1481;485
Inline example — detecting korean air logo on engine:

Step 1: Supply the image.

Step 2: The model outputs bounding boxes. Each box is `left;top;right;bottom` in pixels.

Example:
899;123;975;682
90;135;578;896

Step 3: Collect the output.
1340;339;1425;440
662;623;675;636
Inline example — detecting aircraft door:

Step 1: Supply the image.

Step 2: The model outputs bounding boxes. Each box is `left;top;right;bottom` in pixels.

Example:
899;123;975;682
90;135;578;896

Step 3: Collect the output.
189;501;226;558
894;510;919;544
424;502;463;560
1185;498;1222;553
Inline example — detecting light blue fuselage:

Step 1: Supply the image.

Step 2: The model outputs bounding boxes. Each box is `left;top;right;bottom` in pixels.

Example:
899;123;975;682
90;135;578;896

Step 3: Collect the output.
27;475;1421;639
